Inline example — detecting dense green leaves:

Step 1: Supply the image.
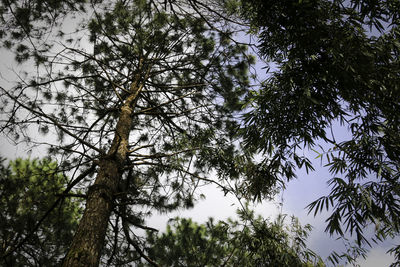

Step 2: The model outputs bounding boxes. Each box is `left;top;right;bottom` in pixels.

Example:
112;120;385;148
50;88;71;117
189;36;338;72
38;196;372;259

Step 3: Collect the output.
0;157;81;266
141;206;324;267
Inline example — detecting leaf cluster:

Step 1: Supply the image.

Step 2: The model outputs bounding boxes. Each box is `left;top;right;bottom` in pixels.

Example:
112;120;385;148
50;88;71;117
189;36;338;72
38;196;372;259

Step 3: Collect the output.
140;205;324;267
0;157;82;266
240;0;400;262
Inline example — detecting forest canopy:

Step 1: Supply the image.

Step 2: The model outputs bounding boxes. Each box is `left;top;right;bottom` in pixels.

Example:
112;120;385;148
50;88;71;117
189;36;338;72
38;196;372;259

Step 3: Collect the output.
0;0;399;266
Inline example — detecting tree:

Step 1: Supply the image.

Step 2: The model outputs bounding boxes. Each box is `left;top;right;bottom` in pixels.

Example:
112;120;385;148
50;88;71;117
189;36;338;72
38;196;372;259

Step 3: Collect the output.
0;0;260;266
141;206;324;267
239;0;400;264
0;157;82;266
0;157;325;267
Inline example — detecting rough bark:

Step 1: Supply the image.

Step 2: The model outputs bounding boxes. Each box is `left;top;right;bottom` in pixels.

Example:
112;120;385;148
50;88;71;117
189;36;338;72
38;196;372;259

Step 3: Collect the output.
62;84;141;267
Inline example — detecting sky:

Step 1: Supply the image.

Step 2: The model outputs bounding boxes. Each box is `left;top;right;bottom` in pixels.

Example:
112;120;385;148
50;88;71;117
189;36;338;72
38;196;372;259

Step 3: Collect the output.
0;6;398;267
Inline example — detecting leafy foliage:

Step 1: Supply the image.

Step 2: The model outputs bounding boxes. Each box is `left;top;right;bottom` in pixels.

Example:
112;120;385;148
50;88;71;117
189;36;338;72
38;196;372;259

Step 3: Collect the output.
141;206;324;267
240;0;400;264
0;157;82;266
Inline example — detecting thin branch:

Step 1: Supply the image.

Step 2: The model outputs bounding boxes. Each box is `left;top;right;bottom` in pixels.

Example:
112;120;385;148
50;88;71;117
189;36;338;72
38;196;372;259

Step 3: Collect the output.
128;144;155;153
115;210;159;232
129;148;198;159
0;86;104;155
55;193;87;198
121;218;159;267
97;63;124;102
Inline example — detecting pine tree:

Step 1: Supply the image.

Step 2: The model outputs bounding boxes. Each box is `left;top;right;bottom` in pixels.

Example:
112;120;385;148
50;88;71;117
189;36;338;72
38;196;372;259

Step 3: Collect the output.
0;1;258;266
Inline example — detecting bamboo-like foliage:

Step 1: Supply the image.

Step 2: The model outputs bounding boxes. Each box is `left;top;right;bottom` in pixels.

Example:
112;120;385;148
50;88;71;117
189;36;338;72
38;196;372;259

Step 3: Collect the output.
241;0;400;264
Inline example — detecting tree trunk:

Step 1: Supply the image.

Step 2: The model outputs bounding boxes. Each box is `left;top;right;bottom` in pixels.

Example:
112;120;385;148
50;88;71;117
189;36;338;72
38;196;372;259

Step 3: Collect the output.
62;86;140;267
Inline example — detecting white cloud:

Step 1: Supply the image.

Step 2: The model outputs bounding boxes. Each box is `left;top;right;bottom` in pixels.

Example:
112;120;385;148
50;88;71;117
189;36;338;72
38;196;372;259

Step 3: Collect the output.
350;247;395;267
